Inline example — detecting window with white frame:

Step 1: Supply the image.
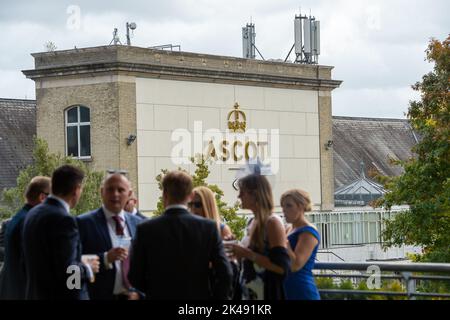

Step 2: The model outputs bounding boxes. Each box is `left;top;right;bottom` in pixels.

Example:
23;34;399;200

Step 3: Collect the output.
65;105;91;159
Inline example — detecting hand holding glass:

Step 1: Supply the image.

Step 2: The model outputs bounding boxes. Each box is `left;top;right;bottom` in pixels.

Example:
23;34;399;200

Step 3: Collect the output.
81;254;100;282
116;236;132;250
223;240;238;259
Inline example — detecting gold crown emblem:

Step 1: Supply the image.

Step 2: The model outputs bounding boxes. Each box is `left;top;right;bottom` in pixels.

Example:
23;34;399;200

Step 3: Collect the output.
227;103;246;133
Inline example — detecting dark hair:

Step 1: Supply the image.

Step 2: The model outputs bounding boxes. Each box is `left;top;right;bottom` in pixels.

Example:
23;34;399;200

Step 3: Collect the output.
162;171;193;203
25;176;51;201
51;165;85;196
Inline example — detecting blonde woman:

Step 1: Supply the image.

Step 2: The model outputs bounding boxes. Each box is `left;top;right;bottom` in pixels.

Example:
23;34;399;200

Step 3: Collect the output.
226;174;290;300
281;189;320;300
189;186;232;239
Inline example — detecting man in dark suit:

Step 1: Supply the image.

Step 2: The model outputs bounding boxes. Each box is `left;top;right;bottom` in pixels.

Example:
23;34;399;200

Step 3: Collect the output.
22;165;99;300
77;173;141;300
129;170;233;299
0;176;51;299
124;192;147;220
0;219;10;264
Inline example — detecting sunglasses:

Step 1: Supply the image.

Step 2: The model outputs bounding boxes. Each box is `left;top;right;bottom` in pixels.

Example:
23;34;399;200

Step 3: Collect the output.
106;169;128;176
188;201;203;209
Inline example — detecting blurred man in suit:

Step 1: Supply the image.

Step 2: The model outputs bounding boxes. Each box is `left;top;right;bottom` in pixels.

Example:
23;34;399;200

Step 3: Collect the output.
124;192;147;220
129;170;233;299
77;173;142;300
0;219;10;263
0;176;51;299
22;165;99;300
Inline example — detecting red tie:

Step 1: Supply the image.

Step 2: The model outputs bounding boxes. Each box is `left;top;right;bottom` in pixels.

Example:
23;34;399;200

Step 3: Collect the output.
112;215;124;236
122;258;131;289
112;215;131;289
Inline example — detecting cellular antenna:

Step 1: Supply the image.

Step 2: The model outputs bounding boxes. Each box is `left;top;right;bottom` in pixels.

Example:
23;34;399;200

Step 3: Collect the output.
284;11;320;64
242;22;265;60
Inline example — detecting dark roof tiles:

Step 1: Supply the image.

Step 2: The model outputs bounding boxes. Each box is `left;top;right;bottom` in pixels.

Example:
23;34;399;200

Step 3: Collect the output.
332;116;417;188
0;98;36;191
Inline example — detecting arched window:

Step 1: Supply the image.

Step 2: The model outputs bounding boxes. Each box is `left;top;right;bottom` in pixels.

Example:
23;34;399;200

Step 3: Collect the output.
65;105;91;159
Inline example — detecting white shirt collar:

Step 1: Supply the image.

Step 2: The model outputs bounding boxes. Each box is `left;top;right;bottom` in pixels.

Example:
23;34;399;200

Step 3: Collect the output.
49;195;70;214
165;204;188;211
102;205;126;221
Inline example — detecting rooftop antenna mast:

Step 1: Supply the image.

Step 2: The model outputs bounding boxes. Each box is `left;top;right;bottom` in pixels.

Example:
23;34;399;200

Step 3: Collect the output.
242;21;265;60
109;28;122;45
284;10;320;64
126;22;137;46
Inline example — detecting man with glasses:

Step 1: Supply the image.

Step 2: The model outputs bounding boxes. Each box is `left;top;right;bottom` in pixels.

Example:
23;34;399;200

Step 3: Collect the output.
124;192;147;220
0;176;51;299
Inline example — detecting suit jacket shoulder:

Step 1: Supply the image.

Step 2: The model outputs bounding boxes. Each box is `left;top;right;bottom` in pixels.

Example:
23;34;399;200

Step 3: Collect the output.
77;208;102;222
125;212;143;225
135;211;147;220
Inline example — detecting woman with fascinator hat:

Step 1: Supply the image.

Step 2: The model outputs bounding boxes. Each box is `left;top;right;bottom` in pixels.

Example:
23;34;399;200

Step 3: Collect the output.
225;160;290;300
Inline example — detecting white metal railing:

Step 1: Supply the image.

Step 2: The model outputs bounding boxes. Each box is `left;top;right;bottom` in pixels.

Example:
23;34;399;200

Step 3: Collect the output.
305;208;405;249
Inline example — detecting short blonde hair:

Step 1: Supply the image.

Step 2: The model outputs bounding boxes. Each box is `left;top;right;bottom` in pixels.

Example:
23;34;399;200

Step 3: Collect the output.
280;189;312;212
193;186;222;231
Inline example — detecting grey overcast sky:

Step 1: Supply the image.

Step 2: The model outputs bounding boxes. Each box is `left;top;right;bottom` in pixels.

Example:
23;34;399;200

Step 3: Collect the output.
0;0;448;118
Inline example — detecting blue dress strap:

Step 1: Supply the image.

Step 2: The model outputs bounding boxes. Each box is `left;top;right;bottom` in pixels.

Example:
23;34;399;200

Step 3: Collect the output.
293;225;320;242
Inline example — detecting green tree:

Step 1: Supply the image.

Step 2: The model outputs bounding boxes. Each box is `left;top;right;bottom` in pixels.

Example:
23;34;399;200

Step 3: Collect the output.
379;35;450;263
336;279;354;300
316;276;409;300
0;137;104;219
154;155;247;239
354;280;369;300
315;276;336;300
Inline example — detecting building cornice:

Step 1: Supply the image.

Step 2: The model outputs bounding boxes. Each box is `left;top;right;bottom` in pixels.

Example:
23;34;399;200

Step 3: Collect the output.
22;45;342;90
23;61;342;90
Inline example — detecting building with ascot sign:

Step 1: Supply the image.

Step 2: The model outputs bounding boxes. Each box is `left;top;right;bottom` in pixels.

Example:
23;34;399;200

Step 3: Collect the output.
23;45;342;212
1;96;424;261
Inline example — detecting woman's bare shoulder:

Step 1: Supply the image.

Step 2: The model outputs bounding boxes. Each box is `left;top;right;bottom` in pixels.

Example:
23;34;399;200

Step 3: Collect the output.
267;214;284;228
266;215;287;237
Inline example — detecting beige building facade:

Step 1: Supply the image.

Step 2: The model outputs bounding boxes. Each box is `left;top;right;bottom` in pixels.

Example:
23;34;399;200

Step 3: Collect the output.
23;45;341;212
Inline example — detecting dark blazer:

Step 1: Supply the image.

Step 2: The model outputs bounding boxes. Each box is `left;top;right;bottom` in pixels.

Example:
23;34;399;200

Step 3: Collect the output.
76;208;141;300
0;205;32;299
0;218;10;262
128;207;233;300
22;197;90;300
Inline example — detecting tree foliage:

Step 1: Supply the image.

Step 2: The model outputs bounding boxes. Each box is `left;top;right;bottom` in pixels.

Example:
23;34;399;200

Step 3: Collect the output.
0;137;104;219
379;35;450;262
316;277;407;300
154;155;247;239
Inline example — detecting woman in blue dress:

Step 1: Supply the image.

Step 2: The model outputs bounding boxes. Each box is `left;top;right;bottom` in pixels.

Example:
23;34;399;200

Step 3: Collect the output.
281;189;321;300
